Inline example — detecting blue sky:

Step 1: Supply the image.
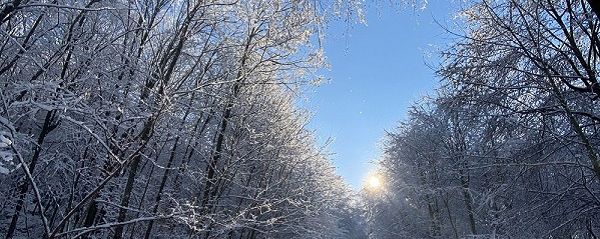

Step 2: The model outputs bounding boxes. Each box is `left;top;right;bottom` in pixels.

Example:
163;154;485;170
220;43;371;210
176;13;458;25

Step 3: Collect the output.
300;1;459;189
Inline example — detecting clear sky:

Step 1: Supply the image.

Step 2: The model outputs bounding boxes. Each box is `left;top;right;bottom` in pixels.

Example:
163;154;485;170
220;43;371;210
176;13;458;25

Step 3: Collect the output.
300;1;459;189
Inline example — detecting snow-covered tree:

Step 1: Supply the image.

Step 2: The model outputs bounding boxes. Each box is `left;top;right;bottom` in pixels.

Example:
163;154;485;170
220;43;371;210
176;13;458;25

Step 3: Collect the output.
0;0;363;238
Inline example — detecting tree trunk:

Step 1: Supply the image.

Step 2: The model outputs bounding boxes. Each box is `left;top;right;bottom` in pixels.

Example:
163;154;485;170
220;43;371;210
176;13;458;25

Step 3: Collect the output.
5;110;57;239
112;117;155;239
442;194;459;239
143;135;183;239
458;168;477;235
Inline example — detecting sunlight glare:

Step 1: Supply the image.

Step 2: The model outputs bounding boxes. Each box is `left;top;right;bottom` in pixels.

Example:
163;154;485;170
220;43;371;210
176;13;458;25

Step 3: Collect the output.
365;173;384;191
368;176;382;188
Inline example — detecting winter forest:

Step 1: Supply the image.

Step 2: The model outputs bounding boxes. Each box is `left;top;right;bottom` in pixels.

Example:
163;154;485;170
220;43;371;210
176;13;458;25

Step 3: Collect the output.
0;0;599;238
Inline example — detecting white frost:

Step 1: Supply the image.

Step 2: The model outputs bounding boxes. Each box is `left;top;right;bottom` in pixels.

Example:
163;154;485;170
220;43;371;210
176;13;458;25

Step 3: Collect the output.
0;165;8;175
0;134;12;146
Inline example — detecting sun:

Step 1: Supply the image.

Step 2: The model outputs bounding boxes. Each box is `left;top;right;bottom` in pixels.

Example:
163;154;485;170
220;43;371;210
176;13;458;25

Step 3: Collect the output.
364;173;384;191
367;176;382;188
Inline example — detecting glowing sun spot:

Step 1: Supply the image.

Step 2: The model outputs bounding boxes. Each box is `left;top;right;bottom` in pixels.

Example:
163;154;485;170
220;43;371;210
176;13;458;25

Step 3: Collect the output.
365;173;384;191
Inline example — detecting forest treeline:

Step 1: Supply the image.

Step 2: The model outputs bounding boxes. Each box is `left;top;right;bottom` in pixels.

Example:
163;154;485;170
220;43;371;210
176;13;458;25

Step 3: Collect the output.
0;0;366;238
365;0;600;238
